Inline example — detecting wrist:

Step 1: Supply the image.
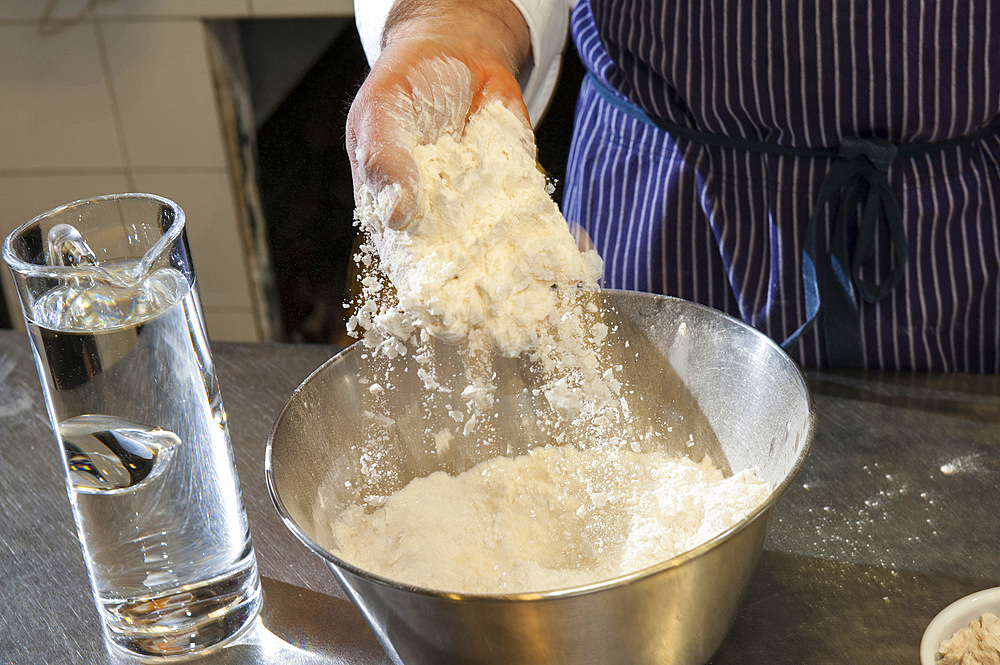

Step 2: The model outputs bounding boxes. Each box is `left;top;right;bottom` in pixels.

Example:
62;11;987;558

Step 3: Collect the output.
382;0;531;76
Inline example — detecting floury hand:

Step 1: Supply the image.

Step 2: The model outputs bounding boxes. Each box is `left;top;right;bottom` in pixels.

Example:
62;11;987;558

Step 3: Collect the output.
346;0;531;230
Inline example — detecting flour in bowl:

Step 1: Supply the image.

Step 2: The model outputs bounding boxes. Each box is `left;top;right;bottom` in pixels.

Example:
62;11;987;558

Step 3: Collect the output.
328;444;771;594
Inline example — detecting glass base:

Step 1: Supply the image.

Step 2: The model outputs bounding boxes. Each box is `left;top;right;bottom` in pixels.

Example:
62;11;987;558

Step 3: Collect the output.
100;562;261;660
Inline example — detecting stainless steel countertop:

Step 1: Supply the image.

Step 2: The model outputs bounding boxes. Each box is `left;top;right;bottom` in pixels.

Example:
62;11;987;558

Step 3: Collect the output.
1;328;998;664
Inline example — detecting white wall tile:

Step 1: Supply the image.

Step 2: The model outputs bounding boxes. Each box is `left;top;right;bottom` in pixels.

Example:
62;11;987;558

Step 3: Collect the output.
201;308;261;342
250;0;353;17
0;22;124;170
93;0;251;19
99;20;228;169
0;172;131;329
0;1;89;21
0;173;132;235
130;170;254;313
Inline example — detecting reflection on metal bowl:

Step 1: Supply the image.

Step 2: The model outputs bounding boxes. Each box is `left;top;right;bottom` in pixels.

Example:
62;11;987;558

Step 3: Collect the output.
266;291;815;665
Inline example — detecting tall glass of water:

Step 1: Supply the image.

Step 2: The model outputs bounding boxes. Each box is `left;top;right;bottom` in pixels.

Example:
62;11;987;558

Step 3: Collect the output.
2;194;261;659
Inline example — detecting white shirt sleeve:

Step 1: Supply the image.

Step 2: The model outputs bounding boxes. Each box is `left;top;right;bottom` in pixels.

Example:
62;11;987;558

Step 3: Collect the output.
508;0;574;126
353;0;575;127
354;0;396;65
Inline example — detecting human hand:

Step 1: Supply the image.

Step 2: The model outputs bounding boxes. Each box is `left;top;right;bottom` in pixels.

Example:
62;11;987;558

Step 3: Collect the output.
346;1;531;230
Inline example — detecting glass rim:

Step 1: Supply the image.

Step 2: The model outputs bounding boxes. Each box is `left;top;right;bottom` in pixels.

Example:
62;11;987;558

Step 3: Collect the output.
2;192;186;279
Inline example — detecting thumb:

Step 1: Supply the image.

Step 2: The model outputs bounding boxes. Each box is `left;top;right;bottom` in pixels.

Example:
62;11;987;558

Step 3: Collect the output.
351;140;420;230
347;86;421;230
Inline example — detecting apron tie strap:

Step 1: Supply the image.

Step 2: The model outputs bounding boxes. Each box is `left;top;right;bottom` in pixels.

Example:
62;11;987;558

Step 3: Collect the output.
801;137;907;367
838;137;906;304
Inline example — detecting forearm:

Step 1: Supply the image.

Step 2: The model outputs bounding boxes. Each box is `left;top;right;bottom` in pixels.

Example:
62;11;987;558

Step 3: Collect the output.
382;0;532;77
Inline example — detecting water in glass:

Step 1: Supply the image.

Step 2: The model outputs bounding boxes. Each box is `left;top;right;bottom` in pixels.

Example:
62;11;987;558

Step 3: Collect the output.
27;261;260;657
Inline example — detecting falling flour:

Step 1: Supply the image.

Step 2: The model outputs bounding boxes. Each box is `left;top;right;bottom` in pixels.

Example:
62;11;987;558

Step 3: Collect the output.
338;67;770;594
329;445;770;593
350;93;601;358
349;86;611;422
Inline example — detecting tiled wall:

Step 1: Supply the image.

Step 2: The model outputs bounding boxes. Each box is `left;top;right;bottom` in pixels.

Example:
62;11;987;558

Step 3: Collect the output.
0;0;353;342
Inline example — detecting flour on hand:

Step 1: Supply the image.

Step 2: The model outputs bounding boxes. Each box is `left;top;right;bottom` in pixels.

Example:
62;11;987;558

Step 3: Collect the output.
350;96;602;356
349;85;609;425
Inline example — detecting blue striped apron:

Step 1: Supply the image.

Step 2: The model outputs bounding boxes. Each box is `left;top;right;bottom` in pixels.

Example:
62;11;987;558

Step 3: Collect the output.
563;0;1000;372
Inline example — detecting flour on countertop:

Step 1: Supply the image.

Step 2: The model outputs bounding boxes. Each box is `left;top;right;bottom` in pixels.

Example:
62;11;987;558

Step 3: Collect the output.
326;444;771;594
940;454;985;476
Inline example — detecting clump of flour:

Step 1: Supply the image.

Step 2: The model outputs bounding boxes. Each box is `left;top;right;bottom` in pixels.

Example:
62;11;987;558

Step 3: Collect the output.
328;445;771;594
349;94;611;423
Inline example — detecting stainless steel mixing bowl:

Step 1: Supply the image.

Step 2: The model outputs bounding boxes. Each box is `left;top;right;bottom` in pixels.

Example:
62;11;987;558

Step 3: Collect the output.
266;291;814;665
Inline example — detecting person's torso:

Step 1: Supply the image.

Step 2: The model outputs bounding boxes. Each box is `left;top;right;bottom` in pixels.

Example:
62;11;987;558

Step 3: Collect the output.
584;0;1000;147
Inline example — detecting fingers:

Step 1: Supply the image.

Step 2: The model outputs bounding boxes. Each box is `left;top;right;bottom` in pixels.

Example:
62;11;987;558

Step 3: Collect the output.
566;221;596;253
471;65;530;129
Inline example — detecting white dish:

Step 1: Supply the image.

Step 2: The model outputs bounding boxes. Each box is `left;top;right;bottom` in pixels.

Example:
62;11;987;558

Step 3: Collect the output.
921;586;1000;665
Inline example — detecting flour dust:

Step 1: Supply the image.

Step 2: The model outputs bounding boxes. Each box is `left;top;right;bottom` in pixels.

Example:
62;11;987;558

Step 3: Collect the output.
332;86;770;593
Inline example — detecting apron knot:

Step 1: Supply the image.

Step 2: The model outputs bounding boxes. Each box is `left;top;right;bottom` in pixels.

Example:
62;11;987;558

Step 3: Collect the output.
830;136;907;304
838;136;898;173
804;135;908;366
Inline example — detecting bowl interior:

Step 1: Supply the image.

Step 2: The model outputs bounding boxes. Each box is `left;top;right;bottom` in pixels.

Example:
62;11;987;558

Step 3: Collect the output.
268;291;814;588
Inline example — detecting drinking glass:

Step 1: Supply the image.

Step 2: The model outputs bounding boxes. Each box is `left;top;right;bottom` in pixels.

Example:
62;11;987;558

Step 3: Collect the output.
3;194;261;659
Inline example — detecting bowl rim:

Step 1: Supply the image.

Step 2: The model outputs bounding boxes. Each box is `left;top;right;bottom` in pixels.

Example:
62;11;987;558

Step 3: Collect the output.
265;291;817;601
920;586;1000;665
